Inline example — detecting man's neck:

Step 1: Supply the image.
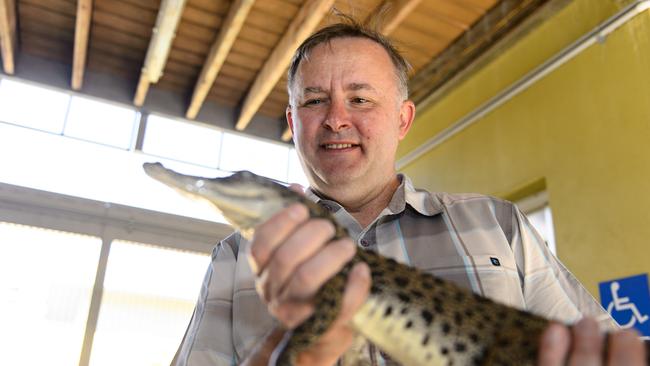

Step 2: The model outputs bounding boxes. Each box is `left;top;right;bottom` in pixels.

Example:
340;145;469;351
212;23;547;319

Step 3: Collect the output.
315;175;401;229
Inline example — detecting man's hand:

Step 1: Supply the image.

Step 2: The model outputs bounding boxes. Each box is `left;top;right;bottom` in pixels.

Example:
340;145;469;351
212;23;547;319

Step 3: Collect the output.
538;317;646;365
245;203;371;366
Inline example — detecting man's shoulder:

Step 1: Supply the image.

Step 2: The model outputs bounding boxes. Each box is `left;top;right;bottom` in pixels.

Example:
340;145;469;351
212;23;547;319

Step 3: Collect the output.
401;175;515;215
413;189;517;219
423;191;518;241
433;192;512;206
429;191;514;208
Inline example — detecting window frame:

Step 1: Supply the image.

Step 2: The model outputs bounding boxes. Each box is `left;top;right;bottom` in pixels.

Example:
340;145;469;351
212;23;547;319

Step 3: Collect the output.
0;181;229;366
516;190;557;254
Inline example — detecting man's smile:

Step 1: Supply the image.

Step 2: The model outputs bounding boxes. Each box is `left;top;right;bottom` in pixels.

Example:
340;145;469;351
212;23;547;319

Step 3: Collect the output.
320;142;361;151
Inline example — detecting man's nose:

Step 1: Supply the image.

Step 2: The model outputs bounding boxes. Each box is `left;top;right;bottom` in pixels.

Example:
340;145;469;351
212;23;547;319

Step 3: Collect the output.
322;99;350;132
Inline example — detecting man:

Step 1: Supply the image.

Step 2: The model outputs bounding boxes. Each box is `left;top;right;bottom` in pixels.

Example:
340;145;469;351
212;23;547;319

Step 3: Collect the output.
173;22;645;365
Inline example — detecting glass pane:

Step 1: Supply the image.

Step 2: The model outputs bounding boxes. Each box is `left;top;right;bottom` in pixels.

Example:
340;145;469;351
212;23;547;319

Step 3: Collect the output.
0;123;229;224
64;96;138;149
0;79;69;133
0;222;101;365
89;241;209;366
143;115;222;167
219;132;290;182
288;148;309;188
527;206;557;254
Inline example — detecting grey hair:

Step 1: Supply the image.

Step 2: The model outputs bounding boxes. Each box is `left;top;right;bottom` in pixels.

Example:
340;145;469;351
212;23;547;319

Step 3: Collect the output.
287;18;411;102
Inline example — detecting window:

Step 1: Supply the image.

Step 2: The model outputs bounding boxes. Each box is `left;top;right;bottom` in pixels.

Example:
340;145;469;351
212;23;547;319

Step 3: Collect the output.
219;132;291;182
517;191;557;254
0;78;308;202
64;96;140;149
288;148;309;187
0;76;311;366
0;78;70;133
0;223;101;365
143;114;222;168
0;122;229;223
88;241;209;366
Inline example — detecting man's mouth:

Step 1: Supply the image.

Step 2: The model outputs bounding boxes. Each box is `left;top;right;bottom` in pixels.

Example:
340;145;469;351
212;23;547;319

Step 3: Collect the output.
324;143;354;149
322;143;359;150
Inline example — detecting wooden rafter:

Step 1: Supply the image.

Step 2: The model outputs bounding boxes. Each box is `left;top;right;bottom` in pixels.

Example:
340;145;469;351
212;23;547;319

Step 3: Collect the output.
186;0;255;119
235;0;335;132
280;0;422;141
408;0;550;106
281;126;293;142
371;0;424;35
0;0;16;74
72;0;93;90
5;0;14;52
134;0;187;106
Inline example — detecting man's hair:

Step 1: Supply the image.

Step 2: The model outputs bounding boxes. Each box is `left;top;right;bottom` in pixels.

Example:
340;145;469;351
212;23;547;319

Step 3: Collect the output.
287;18;411;101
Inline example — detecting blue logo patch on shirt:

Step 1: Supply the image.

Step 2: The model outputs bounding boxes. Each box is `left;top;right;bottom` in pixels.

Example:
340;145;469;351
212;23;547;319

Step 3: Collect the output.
599;273;650;337
490;257;501;266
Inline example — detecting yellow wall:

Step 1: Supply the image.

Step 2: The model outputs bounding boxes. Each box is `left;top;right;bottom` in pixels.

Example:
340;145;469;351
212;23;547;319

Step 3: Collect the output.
398;0;650;296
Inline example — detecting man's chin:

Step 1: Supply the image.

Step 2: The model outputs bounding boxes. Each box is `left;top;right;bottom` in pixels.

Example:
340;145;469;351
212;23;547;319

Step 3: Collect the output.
312;169;364;188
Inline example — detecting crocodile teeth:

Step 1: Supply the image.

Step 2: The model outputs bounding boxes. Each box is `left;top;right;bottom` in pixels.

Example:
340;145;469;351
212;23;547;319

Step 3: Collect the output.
325;143;354;149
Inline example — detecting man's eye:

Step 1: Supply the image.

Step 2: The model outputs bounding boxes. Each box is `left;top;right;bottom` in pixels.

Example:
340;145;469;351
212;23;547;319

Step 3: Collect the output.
304;99;322;106
352;97;368;104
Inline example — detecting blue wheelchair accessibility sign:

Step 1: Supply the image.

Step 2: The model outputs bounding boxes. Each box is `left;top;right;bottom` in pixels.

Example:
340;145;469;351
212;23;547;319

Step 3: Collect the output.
599;273;650;337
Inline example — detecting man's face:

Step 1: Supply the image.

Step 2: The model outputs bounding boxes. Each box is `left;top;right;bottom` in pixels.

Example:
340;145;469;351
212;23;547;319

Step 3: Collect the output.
287;37;414;192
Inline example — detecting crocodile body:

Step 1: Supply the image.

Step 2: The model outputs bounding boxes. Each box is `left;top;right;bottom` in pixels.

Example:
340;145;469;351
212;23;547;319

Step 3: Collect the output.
143;163;647;366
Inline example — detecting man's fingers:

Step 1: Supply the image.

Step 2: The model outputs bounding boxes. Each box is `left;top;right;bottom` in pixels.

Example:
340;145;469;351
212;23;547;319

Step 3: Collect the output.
269;300;315;329
568;318;604;366
279;238;357;301
260;219;335;302
293;262;371;366
335;262;371;324
607;329;645;365
539;323;571;366
248;203;308;274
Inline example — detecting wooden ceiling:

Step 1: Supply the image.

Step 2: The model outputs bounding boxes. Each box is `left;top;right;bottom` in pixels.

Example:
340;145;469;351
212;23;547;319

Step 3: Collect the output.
0;0;550;143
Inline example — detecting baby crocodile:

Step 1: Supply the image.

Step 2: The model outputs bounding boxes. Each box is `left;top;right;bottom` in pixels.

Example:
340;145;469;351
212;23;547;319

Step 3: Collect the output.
143;162;647;366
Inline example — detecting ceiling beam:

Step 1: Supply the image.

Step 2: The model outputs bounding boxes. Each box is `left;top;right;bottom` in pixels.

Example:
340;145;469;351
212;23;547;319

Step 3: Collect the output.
279;0;422;141
408;0;550;106
72;0;93;90
0;0;16;74
186;0;255;120
372;0;424;35
281;126;292;142
134;0;187;106
235;0;335;132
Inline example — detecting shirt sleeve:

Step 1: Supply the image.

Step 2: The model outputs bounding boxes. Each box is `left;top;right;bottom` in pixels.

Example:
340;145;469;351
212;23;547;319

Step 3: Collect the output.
171;234;240;366
510;205;619;332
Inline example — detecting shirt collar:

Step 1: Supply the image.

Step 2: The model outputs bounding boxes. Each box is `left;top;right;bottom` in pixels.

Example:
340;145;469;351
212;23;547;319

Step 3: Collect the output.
303;174;443;217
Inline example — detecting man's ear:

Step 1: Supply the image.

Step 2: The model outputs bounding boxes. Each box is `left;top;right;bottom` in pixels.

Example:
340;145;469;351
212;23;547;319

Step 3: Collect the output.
398;100;416;140
284;105;294;135
286;106;294;135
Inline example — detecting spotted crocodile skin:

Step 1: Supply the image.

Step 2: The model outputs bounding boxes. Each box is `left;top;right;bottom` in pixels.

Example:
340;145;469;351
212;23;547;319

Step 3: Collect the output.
143;163;649;366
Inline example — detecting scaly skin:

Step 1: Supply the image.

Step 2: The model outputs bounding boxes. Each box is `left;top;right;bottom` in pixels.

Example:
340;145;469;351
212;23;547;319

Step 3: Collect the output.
143;163;649;366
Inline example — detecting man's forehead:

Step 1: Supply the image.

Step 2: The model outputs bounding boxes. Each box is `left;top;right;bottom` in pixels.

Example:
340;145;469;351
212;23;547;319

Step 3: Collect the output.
302;37;391;66
292;39;393;84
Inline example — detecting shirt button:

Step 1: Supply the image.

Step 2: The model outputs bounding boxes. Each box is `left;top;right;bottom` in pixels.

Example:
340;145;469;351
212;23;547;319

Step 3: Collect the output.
360;239;370;247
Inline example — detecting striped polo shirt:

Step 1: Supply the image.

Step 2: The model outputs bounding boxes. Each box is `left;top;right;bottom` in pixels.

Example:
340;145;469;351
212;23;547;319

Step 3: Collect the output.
172;174;617;366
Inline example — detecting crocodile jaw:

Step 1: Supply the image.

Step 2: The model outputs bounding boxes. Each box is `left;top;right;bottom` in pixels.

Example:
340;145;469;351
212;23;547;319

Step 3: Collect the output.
142;162;290;237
